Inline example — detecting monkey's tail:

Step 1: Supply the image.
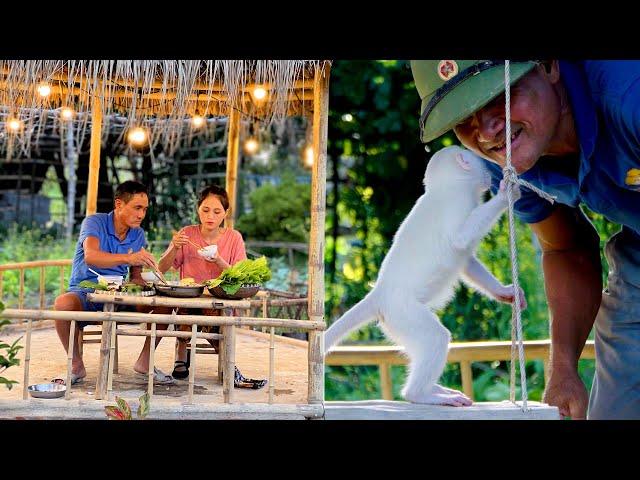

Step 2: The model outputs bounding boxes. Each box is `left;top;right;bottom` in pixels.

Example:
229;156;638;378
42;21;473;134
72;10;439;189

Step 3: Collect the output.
323;291;380;356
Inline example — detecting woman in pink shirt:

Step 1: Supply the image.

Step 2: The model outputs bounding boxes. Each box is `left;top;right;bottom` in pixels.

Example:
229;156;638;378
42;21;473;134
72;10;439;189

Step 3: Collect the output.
158;185;266;389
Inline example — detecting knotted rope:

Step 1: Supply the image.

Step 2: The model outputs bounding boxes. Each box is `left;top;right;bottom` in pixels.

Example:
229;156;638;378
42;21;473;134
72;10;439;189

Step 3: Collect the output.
503;60;550;412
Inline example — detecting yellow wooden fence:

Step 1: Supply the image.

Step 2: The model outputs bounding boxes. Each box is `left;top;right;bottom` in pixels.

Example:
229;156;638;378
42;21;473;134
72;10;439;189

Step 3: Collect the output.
325;340;596;400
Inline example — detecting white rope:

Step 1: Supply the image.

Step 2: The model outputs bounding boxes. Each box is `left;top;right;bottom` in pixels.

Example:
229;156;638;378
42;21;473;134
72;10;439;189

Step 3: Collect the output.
503;60;529;411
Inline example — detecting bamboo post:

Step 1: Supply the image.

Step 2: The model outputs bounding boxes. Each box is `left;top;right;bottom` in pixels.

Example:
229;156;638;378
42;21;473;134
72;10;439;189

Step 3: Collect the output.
222;325;235;403
187;323;197;403
107;320;117;400
59;266;65;296
86;89;102;216
19;268;24;309
460;361;474;400
217;334;224;384
269;326;275;404
148;322;156;398
22;319;33;400
261;293;275;403
65;320;76;400
95;303;113;399
113;334;119;374
225;107;240;230
379;363;393;400
307;63;330;404
261;295;268;334
39;266;45;309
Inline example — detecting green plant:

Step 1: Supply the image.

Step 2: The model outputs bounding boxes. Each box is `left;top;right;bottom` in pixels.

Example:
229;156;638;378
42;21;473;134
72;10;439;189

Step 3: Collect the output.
104;393;150;420
0;301;23;390
235;171;311;243
206;256;272;294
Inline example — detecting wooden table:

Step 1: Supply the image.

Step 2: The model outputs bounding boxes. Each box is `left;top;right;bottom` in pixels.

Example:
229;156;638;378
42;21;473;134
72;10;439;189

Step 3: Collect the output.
87;291;251;401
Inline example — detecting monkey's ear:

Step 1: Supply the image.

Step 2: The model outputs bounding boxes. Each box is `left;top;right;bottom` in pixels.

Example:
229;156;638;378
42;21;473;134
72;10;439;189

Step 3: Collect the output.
455;153;472;171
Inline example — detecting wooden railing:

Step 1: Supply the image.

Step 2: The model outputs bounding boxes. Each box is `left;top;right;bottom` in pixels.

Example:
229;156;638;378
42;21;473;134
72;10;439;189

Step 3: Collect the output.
0;259;324;416
325;340;596;401
0;259;72;310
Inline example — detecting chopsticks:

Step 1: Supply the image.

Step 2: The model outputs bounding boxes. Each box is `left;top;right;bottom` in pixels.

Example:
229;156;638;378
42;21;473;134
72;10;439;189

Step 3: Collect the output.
172;229;205;250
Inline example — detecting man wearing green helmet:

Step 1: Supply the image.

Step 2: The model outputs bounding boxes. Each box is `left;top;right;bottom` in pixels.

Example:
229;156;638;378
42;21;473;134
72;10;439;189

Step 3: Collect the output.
411;60;640;420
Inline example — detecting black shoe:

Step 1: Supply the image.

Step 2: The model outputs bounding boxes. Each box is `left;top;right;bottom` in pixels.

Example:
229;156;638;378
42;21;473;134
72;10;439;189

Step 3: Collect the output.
172;360;189;379
234;366;267;389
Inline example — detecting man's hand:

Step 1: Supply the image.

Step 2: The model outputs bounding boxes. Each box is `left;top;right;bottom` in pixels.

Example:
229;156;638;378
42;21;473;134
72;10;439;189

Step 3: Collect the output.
127;248;159;270
128;276;147;287
543;367;589;419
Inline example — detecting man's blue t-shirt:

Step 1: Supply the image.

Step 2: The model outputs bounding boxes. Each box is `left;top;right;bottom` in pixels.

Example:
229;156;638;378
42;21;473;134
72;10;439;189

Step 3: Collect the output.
68;211;146;291
486;60;640;237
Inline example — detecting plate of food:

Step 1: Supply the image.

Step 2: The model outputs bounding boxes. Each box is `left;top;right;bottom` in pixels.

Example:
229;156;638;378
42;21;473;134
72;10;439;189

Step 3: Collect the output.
78;280;156;296
154;277;205;298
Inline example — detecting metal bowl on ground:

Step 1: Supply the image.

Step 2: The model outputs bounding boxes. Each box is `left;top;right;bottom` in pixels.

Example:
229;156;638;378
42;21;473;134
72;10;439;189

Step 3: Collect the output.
155;281;205;298
208;283;260;300
28;383;66;399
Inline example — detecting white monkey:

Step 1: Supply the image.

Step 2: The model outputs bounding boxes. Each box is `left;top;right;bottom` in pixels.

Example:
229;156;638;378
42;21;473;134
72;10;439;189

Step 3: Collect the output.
324;145;526;406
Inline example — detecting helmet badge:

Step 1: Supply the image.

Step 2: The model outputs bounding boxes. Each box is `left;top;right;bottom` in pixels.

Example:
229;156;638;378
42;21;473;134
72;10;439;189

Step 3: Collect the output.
437;60;458;81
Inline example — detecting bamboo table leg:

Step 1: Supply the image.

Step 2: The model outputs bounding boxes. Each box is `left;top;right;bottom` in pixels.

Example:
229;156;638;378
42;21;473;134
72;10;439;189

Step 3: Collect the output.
222;325;235;403
95;303;114;400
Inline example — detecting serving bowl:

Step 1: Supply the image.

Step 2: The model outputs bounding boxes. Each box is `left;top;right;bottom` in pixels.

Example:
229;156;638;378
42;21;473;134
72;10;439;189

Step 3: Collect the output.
208;283;260;300
28;383;66;399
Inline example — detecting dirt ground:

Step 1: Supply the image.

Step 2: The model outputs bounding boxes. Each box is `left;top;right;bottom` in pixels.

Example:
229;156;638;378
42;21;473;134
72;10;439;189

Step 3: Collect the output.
0;321;309;404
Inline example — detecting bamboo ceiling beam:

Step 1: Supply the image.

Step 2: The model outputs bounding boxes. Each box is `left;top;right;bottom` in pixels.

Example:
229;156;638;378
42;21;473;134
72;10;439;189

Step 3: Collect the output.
0;71;316;94
86;86;102;216
225;107;240;230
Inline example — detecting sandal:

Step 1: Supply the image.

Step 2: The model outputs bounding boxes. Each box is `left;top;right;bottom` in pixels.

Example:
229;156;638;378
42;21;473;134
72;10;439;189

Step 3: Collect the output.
51;372;85;386
135;367;175;385
234;366;267;390
172;360;190;380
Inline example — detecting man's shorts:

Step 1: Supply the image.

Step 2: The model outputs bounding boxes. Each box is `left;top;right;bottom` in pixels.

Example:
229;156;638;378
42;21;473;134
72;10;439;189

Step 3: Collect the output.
68;289;135;329
588;227;640;419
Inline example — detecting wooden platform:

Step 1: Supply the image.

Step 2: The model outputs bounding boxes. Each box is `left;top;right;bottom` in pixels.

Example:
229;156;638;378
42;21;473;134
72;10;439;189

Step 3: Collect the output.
0;324;311;413
0;397;323;420
324;400;561;420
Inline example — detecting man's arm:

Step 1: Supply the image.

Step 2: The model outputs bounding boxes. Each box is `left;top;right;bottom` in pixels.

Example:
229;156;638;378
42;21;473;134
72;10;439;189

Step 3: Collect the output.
83;237;158;269
531;204;602;419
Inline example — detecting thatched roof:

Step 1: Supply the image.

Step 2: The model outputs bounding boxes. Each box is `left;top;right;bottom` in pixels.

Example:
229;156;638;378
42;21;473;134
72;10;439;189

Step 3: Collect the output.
0;60;329;156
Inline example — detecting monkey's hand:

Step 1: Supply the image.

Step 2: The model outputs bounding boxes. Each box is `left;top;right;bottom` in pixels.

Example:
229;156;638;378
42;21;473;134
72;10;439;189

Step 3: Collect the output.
493;284;527;310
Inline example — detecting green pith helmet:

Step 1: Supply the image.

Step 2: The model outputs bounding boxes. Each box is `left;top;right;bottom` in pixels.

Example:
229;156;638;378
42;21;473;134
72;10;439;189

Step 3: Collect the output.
410;60;539;143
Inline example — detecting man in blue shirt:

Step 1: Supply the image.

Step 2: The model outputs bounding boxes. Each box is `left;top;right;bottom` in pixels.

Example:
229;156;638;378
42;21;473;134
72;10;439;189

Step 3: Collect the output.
411;60;640;419
53;181;172;385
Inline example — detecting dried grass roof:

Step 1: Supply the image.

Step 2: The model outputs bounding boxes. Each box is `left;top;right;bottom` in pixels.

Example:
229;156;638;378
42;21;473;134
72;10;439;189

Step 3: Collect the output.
0;60;329;156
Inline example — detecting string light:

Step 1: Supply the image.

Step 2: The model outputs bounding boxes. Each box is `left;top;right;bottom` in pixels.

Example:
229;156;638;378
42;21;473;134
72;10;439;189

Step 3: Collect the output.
244;138;259;154
304;146;314;167
127;127;147;146
252;86;267;101
191;114;205;128
37;83;51;98
60;107;74;121
6;118;22;132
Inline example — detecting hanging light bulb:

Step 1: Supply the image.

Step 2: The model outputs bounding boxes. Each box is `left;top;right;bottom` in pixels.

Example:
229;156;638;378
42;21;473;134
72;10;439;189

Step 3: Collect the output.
304;146;314;167
244;138;259;154
253;86;267;101
127;127;147;146
6;118;23;132
192;114;205;128
37;83;51;98
60;107;74;121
